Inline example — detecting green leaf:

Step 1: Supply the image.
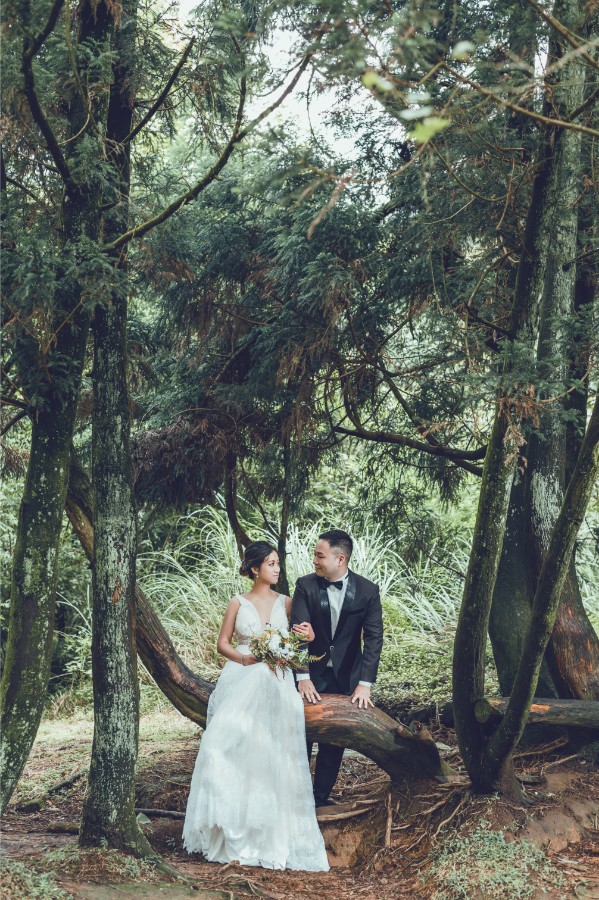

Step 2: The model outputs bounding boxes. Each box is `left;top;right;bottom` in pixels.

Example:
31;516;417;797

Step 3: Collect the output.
451;41;475;61
361;71;393;92
136;812;152;825
409;117;451;143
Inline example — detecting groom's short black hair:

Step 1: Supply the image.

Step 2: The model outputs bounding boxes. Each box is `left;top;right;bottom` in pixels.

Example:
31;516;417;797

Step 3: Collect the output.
319;529;353;560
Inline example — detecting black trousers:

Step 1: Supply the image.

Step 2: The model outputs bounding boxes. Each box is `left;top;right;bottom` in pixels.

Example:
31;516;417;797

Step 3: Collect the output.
308;668;347;804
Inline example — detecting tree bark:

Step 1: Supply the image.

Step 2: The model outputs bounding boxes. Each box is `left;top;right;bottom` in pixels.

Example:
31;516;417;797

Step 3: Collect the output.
224;449;252;559
0;0;114;813
475;697;599;729
65;454;450;781
488;1;599;709
453;0;588;791
524;10;599;702
489;476;558;699
482;391;599;776
78;0;152;856
276;439;292;596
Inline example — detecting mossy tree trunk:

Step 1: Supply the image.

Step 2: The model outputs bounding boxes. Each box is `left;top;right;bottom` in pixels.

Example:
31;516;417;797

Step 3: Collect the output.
454;0;596;795
79;0;152;856
490;4;598;708
0;0;115;813
482;393;599;785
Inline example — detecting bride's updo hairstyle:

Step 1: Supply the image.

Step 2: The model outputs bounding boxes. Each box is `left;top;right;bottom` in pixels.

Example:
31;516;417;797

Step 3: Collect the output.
239;541;277;580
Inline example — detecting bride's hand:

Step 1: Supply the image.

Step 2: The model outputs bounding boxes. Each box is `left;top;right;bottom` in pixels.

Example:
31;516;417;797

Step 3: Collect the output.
293;622;315;642
241;654;258;666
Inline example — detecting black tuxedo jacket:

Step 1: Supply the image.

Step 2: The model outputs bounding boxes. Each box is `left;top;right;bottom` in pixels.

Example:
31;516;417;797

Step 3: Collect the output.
290;570;384;694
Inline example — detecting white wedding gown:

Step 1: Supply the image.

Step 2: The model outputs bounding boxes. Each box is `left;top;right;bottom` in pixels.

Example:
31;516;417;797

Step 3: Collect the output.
182;593;329;871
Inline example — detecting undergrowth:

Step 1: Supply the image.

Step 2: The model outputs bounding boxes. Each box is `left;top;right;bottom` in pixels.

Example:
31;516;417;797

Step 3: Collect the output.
428;820;564;899
38;845;162;883
0;858;71;900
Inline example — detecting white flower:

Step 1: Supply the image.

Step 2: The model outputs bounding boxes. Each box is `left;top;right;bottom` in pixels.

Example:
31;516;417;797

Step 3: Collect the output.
279;647;291;659
268;634;282;653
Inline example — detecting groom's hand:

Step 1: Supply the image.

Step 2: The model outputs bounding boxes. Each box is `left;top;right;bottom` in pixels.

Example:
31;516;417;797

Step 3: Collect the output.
292;622;315;642
351;685;374;710
298;679;321;704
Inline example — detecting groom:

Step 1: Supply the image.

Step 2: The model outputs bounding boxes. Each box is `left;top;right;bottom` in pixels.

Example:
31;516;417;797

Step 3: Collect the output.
291;529;384;807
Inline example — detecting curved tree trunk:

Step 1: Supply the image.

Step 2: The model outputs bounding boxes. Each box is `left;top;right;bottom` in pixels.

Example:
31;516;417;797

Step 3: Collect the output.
66;453;450;781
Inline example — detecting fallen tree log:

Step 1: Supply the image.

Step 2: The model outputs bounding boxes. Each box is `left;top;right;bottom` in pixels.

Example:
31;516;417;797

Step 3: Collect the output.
66;452;451;782
475;698;599;729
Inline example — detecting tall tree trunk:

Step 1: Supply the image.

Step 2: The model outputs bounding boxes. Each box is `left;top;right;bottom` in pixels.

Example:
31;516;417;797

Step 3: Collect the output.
489;475;558;699
79;0;152;856
488;0;599;708
0;1;114;813
277;440;292;596
224;449;252;559
524;8;599;703
482;393;599;787
453;0;596;796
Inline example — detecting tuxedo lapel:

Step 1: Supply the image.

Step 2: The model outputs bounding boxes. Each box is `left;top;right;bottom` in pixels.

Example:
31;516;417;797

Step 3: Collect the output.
317;580;333;643
333;570;357;638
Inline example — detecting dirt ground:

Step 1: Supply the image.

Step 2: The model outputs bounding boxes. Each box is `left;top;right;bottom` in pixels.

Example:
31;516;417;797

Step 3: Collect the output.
1;708;598;899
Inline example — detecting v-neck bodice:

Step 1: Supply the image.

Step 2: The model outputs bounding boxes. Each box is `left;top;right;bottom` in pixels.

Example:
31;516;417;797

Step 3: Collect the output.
234;593;287;643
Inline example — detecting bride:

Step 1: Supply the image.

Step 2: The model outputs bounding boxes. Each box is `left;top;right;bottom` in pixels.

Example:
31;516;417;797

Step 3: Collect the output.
183;541;330;871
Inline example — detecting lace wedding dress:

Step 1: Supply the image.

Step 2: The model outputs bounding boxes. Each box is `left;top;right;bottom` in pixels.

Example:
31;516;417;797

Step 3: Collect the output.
182;593;329;871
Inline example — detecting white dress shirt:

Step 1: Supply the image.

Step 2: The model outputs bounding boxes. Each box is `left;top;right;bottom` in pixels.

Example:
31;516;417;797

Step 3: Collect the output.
297;571;371;687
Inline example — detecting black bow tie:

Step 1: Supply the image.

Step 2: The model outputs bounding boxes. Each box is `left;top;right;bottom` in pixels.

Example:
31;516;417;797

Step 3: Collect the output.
318;577;344;590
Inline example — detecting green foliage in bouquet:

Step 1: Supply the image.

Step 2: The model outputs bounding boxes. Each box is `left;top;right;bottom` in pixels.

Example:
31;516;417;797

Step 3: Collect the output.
248;628;323;677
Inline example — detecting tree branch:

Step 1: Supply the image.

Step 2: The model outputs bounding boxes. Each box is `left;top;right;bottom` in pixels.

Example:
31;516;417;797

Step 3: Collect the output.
1;410;28;436
333;424;484;475
444;65;599;139
102;51;313;253
21;1;76;194
122;36;197;146
26;0;65;58
569;84;599;122
525;0;599;72
236;52;313;142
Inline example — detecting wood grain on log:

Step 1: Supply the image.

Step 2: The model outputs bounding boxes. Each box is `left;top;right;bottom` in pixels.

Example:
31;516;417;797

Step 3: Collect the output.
66;453;450;782
475;697;599;728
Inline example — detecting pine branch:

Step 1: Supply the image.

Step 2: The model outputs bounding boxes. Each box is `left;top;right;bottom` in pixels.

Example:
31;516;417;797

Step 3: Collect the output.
1;410;28;436
26;0;65;57
525;0;599;72
333;424;484;476
122;36;197;146
445;65;599;139
21;0;76;194
102;51;314;253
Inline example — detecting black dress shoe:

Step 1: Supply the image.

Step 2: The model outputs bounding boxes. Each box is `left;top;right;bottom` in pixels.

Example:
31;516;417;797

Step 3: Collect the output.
314;797;339;807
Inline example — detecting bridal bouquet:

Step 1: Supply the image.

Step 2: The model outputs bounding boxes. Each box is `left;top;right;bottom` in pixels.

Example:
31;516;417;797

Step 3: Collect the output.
248;627;323;676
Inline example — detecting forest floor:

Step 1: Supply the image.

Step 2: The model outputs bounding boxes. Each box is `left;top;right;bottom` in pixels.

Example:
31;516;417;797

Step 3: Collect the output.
1;704;598;899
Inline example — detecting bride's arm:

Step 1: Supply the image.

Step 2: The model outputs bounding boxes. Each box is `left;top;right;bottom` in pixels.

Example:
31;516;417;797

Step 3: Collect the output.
217;599;258;665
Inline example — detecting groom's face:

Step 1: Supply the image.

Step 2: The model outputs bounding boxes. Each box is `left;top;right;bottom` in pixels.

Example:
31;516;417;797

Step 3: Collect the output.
313;539;346;581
